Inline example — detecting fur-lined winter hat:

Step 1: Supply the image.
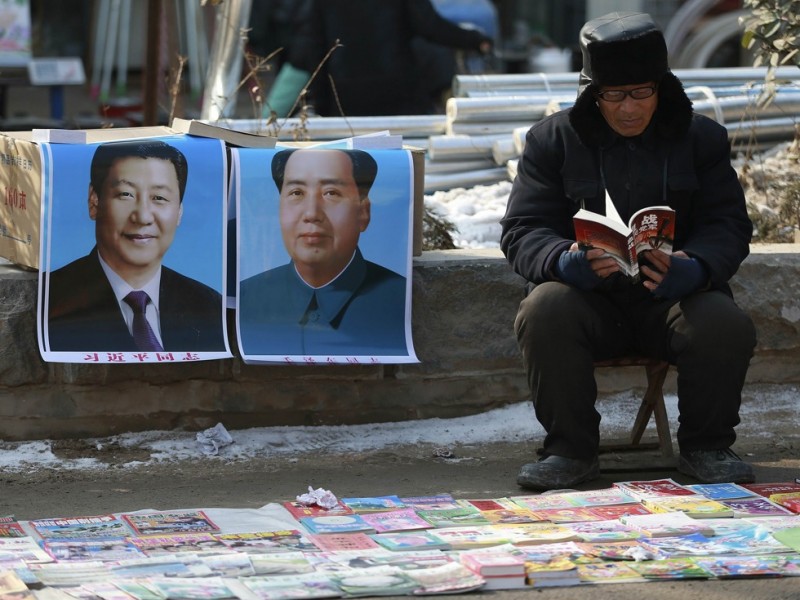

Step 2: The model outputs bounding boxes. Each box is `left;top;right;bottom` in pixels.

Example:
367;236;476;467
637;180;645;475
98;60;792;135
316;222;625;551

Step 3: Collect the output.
578;12;669;93
569;11;693;145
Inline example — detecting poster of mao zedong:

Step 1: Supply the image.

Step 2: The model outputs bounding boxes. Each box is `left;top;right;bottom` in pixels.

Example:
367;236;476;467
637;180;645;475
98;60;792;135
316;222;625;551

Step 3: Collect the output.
38;136;231;364
235;146;417;365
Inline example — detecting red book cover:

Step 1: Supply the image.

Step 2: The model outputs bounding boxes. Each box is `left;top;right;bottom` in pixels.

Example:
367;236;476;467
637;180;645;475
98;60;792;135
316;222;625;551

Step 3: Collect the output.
588;503;652;521
282;501;354;519
614;478;697;500
740;482;800;498
0;517;26;538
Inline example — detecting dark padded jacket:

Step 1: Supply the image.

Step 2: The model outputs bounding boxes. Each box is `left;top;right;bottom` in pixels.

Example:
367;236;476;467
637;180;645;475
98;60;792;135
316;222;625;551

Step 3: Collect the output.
500;72;752;297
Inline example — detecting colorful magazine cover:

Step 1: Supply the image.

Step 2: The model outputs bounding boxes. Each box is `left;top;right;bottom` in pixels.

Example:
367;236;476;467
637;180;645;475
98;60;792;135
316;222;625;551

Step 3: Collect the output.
613;478;697;500
29;515;133;540
559;488;638;507
41;538;144;562
359;508;432;533
510;494;578;512
340;495;407;513
143;576;240;600
692;555;787;578
369;531;451;552
298;515;376;535
0;537;55;563
415;507;490;528
398;494;459;511
686;482;759;500
281;501;354;519
122;510;220;536
217;530;318;554
128;532;227;556
719;497;796;518
575;561;648;584
307;533;380;552
239;573;341;600
627;557;711;580
0;517;26;538
329;565;418;597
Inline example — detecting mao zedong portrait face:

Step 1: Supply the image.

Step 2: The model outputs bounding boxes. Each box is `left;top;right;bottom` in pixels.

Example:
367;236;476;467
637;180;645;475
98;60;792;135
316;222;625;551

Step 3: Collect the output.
239;147;408;358
276;148;373;288
46;141;225;354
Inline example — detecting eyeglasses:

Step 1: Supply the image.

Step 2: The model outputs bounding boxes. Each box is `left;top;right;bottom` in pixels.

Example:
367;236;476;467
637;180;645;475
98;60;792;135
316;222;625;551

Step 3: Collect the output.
595;86;657;103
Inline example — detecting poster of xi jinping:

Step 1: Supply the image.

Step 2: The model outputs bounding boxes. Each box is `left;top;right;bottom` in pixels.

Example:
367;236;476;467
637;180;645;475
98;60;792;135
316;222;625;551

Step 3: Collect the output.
38;135;231;364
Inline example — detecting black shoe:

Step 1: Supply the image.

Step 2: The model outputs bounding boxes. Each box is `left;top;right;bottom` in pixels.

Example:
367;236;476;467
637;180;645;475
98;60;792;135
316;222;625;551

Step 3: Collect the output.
517;455;600;491
678;448;755;484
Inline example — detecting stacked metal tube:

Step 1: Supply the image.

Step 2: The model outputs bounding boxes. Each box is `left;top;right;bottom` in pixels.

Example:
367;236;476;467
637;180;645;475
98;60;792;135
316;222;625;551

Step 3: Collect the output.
218;67;799;192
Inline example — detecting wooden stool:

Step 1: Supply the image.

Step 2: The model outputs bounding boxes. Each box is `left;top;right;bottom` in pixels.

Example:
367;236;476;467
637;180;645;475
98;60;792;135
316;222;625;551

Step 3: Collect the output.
596;357;674;458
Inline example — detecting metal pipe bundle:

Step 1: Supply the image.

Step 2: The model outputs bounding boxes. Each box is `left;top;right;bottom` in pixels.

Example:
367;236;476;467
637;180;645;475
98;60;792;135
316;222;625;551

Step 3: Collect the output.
424;167;509;193
446;120;535;137
424;158;497;174
445;95;573;122
427;133;509;162
214;68;799;194
452;66;800;97
691;88;800;124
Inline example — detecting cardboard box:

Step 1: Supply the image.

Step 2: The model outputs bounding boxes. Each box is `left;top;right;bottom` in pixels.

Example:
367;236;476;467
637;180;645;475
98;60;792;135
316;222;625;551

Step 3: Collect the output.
0;132;42;270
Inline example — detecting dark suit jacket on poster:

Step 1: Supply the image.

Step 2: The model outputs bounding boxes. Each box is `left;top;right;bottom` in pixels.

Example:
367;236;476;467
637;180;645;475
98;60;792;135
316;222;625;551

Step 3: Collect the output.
239;248;408;357
46;249;225;352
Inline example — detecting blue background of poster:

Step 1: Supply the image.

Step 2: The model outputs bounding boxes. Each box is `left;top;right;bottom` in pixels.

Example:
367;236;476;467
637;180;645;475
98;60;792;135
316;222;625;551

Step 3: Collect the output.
44;136;226;293
236;147;412;282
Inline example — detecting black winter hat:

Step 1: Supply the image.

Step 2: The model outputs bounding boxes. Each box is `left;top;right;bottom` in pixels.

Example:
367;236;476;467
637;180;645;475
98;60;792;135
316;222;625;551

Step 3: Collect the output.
578;12;669;94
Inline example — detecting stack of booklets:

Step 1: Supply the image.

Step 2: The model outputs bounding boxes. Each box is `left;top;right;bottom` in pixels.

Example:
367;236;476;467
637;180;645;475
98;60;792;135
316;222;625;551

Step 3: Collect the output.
1;479;799;599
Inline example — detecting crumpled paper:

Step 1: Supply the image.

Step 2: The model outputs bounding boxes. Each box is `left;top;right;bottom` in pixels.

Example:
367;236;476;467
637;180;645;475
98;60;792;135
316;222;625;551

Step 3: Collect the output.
196;422;234;456
296;486;338;509
622;546;657;562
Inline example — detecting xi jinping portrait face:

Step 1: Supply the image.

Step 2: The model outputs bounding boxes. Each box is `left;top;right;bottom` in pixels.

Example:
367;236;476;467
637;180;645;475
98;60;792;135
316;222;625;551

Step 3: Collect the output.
89;141;187;287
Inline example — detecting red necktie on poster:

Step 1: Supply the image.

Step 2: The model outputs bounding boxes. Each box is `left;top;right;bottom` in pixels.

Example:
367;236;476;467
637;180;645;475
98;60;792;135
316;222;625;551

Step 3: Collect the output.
123;291;164;352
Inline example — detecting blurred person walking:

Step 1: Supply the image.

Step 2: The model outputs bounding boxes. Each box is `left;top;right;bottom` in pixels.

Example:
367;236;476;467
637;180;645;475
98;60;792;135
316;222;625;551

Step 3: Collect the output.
283;0;493;117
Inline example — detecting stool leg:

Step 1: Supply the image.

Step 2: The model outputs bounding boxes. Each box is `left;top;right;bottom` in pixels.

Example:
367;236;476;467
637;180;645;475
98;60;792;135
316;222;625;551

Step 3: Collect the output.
629;362;672;455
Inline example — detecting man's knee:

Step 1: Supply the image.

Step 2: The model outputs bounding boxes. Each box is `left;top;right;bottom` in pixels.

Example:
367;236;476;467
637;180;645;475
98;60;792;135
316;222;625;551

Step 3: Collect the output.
515;282;588;344
678;292;756;356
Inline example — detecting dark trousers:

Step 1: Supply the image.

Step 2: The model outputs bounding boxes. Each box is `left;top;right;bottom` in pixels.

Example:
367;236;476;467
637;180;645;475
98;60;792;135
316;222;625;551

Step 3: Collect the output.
514;281;756;459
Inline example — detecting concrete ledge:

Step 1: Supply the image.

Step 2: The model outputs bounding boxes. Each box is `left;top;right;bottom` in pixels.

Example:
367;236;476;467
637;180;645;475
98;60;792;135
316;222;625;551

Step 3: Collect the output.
0;245;798;441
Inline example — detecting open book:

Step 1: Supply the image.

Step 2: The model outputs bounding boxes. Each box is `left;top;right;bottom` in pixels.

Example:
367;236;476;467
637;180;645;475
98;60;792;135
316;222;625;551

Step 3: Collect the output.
573;203;675;279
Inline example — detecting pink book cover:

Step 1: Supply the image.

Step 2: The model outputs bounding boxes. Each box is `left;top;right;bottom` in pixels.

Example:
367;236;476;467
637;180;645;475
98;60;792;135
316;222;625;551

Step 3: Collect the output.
614;478;697;499
307;533;380;552
360;508;432;533
534;507;604;523
460;551;526;576
510;494;577;512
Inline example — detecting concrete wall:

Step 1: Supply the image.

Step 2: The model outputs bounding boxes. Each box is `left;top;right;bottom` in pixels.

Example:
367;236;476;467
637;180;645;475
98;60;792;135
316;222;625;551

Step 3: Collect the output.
1;245;798;442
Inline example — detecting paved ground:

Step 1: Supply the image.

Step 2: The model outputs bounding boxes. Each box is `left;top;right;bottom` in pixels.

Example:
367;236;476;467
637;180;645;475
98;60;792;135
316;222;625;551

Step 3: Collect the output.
4;394;800;600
